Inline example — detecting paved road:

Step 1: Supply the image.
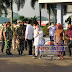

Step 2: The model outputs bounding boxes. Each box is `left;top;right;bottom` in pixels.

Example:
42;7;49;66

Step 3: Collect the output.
0;42;72;72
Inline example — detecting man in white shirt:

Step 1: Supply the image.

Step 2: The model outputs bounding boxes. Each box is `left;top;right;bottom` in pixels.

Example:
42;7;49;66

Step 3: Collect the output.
47;22;56;41
33;24;43;58
25;20;34;55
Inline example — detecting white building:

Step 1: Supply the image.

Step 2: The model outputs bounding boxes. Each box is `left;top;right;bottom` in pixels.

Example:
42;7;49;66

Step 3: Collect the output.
38;0;72;29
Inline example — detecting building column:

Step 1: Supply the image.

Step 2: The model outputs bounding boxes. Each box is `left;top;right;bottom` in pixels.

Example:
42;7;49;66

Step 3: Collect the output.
39;3;41;26
56;4;63;24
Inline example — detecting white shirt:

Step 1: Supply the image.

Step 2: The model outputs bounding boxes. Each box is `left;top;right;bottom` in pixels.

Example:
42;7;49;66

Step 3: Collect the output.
34;27;43;45
48;25;56;36
25;24;34;40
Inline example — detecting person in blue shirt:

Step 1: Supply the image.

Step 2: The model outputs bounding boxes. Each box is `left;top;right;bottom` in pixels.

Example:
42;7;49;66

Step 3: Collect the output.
47;22;56;41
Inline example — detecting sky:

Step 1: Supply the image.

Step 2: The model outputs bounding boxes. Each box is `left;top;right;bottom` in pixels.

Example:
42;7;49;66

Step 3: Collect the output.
13;0;48;18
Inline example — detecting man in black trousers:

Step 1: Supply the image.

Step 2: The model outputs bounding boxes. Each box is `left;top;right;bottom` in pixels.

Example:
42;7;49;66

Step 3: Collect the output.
25;20;34;55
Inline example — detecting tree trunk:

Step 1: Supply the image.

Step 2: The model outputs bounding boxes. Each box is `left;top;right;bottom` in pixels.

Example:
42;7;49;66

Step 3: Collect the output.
11;0;13;29
48;8;50;25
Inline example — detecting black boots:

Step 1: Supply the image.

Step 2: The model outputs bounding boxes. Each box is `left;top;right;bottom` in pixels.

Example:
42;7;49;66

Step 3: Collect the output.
18;50;23;55
6;49;13;55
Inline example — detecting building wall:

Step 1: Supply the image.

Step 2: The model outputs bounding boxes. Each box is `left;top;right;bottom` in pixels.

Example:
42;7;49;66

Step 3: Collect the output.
67;5;72;13
63;5;72;29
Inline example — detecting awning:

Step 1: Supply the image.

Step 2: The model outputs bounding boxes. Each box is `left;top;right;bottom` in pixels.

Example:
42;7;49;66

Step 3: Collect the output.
38;0;72;3
37;21;49;26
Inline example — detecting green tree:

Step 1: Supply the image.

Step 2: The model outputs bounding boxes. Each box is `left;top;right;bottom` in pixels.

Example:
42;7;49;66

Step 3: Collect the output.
19;16;24;20
65;16;71;24
0;0;10;17
42;25;49;36
31;0;56;25
13;19;17;24
0;0;26;29
46;4;56;25
31;0;38;9
14;0;25;10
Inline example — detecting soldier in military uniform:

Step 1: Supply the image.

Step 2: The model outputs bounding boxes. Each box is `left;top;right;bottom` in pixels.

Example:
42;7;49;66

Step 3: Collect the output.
16;22;25;55
21;22;27;50
0;22;7;53
4;22;13;55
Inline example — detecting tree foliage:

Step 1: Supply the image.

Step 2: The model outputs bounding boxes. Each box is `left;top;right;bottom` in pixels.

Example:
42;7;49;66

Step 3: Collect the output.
65;16;71;24
0;0;26;17
31;0;45;9
42;25;49;36
13;19;17;24
31;0;56;24
0;0;10;17
19;16;24;20
14;0;25;10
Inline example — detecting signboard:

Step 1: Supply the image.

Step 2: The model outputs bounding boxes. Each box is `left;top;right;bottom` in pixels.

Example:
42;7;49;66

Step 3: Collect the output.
38;45;66;59
38;0;72;3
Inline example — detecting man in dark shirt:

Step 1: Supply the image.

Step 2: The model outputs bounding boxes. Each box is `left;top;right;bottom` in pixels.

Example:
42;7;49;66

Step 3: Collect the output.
65;24;72;56
23;21;28;50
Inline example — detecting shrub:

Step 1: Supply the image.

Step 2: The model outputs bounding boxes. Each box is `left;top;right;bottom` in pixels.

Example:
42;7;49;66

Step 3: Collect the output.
19;16;24;20
13;19;17;24
42;25;49;36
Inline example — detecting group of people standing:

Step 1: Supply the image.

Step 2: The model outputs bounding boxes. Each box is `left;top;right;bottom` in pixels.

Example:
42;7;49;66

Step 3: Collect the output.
48;22;72;59
0;20;43;56
0;21;72;59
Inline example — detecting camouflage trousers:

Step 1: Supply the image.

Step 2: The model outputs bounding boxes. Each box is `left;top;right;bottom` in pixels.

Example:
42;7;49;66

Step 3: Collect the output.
16;39;25;51
1;38;5;52
5;40;12;51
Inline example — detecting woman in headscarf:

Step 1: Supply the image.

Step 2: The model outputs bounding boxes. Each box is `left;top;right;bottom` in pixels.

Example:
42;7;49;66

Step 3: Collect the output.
54;24;65;59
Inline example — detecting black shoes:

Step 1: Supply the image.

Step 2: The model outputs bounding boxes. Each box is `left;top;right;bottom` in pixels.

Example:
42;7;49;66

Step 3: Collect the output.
18;50;23;55
6;50;13;55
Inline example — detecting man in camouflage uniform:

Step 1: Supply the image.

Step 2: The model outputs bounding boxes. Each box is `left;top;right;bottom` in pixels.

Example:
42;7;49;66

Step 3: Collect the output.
16;22;25;55
4;22;13;55
0;22;7;53
21;22;27;50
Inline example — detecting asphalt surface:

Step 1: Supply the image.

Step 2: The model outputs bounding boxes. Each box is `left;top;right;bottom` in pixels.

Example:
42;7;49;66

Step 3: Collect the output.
0;42;72;72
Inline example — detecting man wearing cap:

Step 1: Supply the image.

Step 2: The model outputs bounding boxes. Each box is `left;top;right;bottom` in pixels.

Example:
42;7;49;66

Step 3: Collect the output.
16;22;25;55
4;22;13;55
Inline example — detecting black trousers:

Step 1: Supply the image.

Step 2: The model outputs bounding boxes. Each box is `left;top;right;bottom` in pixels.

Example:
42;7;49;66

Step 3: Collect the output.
1;38;5;52
66;40;72;56
50;36;54;41
27;39;32;55
24;41;27;50
19;39;25;51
